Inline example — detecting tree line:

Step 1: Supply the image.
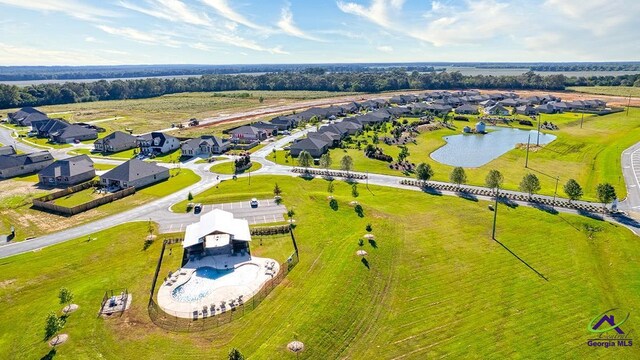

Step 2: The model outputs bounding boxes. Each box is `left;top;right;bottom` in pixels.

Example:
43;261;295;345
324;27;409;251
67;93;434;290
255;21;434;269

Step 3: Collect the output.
2;70;639;110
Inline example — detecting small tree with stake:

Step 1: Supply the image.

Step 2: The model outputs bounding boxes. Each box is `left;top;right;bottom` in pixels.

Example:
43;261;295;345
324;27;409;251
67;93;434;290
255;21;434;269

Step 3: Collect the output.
415;162;434;187
297;150;312;171
485;169;504;195
59;287;74;314
45;312;63;345
519;173;541;199
228;348;245;360
449;167;467;189
340;155;353;175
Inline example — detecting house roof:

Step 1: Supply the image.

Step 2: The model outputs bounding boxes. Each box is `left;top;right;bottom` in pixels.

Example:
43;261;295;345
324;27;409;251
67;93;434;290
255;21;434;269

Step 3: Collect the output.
9;107;48;125
101;159;167;182
229;125;263;136
0;145;16;156
290;137;329;152
39;155;94;178
51;124;97;139
182;135;226;149
138;132;177;147
96;131;137;146
183;209;251;248
455;104;478;112
0;151;53;170
31;118;69;135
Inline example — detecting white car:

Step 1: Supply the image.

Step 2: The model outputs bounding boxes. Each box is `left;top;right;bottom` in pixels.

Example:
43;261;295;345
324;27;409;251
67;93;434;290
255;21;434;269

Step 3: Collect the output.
250;198;259;208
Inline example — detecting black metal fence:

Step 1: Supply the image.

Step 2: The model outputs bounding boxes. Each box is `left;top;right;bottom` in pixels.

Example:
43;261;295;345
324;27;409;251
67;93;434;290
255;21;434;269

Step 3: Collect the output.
147;235;299;332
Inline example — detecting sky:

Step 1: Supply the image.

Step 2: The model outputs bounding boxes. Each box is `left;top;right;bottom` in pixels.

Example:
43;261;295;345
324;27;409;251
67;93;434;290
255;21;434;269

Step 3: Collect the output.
0;0;638;66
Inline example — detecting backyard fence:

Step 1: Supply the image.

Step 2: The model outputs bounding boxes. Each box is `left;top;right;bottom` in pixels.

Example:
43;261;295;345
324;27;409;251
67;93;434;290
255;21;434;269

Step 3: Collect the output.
33;181;135;216
147;233;299;332
399;179;609;214
250;225;291;236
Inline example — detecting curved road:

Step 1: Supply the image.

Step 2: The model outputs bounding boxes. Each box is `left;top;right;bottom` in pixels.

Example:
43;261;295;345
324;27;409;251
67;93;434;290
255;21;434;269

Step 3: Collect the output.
2;118;640;259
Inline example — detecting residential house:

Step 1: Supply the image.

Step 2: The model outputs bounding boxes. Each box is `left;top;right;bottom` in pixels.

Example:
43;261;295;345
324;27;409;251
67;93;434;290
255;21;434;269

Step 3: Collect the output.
0;151;54;179
289;137;330;158
516;105;538;116
100;159;169;190
269;115;299;130
138;132;180;155
0;145;16;156
94;131;138;153
50;124;98;144
425;104;453;115
181;135;229;157
38;155;95;186
8;107;48;126
455;104;479;115
335;120;361;135
308;131;340;147
499;99;519;107
251;121;279;136
339;102;360;114
536;103;560;114
31;118;69;138
229;126;269;143
385;106;412;117
484;104;510;116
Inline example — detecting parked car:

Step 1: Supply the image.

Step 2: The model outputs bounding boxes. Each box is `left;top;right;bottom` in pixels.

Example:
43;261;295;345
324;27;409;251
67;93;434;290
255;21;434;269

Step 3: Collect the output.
250;198;259;208
193;203;203;214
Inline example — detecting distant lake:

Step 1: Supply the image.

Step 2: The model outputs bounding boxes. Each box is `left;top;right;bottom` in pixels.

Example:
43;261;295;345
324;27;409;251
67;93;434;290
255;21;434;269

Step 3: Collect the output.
430;126;557;167
0;72;267;86
443;66;640;77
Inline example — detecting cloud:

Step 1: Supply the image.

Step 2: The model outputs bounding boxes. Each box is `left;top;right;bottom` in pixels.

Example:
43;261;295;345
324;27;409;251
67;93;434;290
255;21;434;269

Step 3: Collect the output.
0;0;118;21
337;0;405;28
0;42;121;65
277;5;325;42
96;25;182;47
206;32;288;54
84;36;98;43
200;0;267;31
377;45;393;53
119;0;211;26
189;42;215;51
544;0;639;36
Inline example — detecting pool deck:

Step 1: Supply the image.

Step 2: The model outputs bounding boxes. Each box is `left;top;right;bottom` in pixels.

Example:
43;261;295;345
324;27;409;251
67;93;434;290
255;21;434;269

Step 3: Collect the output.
157;255;280;319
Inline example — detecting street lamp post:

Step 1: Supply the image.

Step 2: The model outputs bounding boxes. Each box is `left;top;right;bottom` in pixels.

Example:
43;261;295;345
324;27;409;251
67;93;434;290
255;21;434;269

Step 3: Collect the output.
492;188;499;240
525;133;531;168
553;176;559;203
536;114;541;146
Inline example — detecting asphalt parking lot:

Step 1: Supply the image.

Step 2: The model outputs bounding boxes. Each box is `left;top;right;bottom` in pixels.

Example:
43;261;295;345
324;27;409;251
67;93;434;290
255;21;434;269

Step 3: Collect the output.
158;199;286;233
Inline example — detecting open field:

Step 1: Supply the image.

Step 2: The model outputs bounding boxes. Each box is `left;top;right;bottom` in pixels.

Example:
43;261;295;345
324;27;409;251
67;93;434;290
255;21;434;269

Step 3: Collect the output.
568;86;640;98
0;175;638;359
0;168;199;240
270;108;640;201
2;91;361;135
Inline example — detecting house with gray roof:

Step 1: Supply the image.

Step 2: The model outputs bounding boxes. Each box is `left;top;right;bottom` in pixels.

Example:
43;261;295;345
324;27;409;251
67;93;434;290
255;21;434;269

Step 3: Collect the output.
94;131;138;153
251;121;279;136
181;135;229;157
229;125;269;143
269;115;299;130
289;137;330;158
516;105;538;116
308;131;340;147
38;155;95;186
536;103;560;114
455;104;479;115
138;132;180;155
8;107;48;126
0;150;54;179
31;118;69;138
484;104;510;116
100;159;169;190
50;124;98;144
499;98;519;107
0;145;16;156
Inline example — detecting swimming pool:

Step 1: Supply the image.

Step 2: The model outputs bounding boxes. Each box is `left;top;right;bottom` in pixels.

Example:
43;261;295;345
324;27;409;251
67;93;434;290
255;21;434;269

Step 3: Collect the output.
172;267;232;303
430;127;557;167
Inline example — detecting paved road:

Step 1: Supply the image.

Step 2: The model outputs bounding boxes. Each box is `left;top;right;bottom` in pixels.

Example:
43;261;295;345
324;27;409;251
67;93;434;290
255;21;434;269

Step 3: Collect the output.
3;112;640;259
619;142;640;213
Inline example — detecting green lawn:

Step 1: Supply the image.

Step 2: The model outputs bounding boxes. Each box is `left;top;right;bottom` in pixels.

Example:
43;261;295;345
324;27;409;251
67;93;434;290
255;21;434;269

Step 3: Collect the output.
568;86;640;98
147;149;183;163
209;161;262;175
270;109;640;201
52;187;102;207
1;175;638;359
73;148;138;160
0;169;199;241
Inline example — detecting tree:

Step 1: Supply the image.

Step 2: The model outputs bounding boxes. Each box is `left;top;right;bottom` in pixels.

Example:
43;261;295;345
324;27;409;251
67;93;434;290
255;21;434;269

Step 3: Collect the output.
351;183;359;198
340;155;353;173
45;312;63;343
563;179;583;202
596;183;616;211
273;183;282;197
327;180;334;194
319;153;332;170
297;150;312;170
258;96;264;103
228;348;245;360
519;173;541;197
397;146;409;162
187;192;194;201
272;148;276;160
415;162;434;186
58;287;74;313
287;208;295;222
449;167;467;188
485;169;504;194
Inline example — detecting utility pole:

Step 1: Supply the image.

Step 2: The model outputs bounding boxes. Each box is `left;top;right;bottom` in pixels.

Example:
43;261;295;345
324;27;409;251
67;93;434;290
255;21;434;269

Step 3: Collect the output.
580;112;584;128
627;92;632;117
492;188;499;240
525;133;531;168
536;113;541;146
553;176;559;203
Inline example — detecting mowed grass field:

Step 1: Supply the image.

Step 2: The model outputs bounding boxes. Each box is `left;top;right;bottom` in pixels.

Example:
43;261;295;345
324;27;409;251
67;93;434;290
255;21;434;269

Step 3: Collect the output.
269;108;640;201
0;168;199;240
568;86;640;98
0;175;638;359
2;91;360;134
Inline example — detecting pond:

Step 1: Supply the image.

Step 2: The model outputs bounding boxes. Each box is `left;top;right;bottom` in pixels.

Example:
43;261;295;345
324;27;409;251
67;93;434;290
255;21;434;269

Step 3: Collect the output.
430;127;557;167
